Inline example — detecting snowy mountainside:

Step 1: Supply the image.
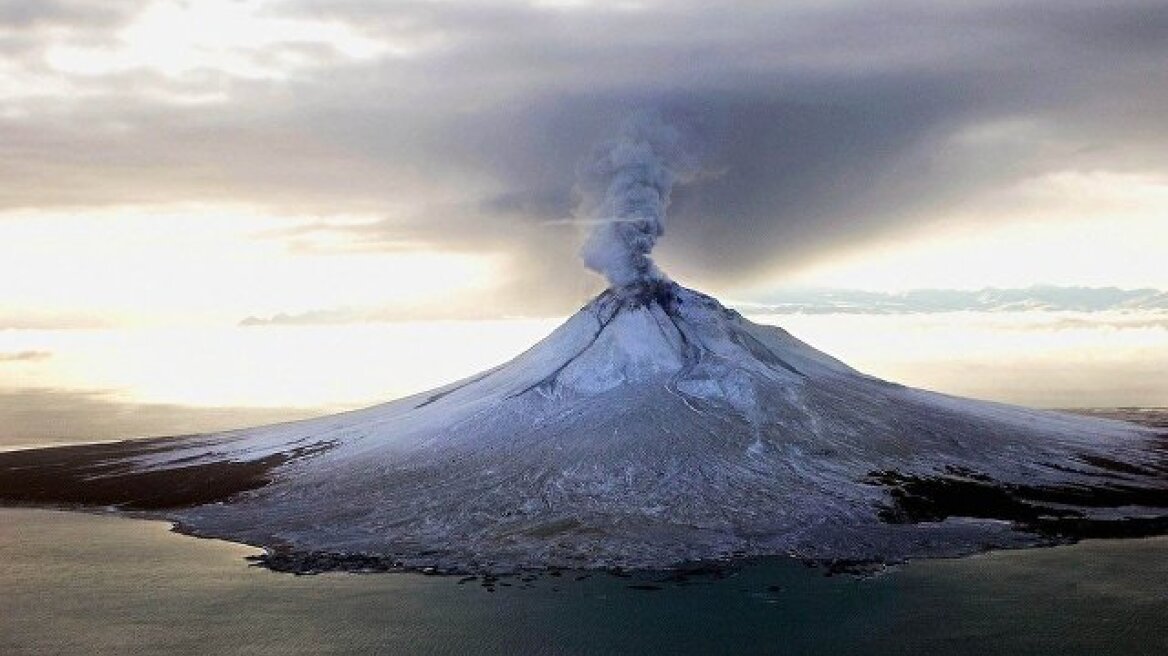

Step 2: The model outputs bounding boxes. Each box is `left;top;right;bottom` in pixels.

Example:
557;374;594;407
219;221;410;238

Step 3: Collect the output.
1;281;1165;571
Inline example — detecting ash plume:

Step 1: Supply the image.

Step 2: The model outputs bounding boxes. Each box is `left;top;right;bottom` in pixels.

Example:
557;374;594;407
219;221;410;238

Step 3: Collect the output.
576;112;695;288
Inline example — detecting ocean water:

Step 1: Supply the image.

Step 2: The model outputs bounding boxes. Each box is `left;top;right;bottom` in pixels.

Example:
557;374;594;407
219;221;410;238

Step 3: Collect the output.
1;508;1164;655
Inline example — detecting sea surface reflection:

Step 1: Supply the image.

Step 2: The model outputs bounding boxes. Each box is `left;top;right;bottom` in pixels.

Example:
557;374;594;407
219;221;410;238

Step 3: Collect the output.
1;509;1164;655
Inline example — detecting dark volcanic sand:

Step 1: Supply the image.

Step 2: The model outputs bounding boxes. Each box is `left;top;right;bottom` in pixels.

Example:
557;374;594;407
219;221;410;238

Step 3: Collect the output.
866;408;1168;543
0;434;328;510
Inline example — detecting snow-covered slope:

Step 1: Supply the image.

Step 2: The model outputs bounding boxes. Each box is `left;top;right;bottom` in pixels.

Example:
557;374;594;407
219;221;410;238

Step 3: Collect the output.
5;281;1166;570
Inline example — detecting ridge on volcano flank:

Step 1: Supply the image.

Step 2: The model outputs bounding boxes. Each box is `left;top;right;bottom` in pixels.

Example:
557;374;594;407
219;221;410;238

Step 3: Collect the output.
2;280;1165;572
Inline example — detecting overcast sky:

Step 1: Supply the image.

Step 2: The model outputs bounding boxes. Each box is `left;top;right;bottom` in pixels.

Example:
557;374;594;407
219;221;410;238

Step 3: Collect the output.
2;0;1168;325
3;0;1168;436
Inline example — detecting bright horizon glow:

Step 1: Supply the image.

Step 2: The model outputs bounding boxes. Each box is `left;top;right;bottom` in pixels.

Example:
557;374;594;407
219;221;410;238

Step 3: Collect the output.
1;320;562;409
45;0;393;82
775;171;1168;292
1;205;502;327
2;310;1165;448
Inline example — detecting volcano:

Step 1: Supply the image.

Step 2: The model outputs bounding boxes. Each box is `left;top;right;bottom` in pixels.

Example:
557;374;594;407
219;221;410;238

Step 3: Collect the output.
3;280;1166;572
3;115;1167;572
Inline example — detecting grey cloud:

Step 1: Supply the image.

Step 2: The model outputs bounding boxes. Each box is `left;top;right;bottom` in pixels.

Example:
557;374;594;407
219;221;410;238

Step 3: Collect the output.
240;303;543;326
1028;317;1168;331
0;0;134;29
0;350;51;362
0;313;109;330
272;1;1168;285
0;0;136;59
2;1;1166;303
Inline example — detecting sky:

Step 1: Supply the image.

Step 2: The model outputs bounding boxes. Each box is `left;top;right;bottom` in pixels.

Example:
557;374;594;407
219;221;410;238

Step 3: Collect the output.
2;0;1167;443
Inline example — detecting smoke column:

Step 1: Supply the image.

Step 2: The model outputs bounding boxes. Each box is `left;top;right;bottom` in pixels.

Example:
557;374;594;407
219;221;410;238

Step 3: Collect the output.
577;112;694;288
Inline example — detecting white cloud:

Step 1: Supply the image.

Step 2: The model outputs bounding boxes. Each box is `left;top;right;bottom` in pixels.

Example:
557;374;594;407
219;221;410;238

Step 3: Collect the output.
38;0;393;87
0;205;503;327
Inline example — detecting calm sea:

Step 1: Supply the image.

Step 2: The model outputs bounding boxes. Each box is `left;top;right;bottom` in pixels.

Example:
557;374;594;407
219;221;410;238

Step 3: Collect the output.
1;508;1164;655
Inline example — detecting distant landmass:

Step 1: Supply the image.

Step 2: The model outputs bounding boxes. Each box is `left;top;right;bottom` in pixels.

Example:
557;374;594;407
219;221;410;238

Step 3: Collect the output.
736;285;1168;315
239;285;1168;326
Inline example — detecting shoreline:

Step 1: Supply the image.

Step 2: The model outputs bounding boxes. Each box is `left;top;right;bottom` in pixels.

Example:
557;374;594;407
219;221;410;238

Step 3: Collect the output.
5;505;1168;589
0;497;1135;579
1;407;1165;576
